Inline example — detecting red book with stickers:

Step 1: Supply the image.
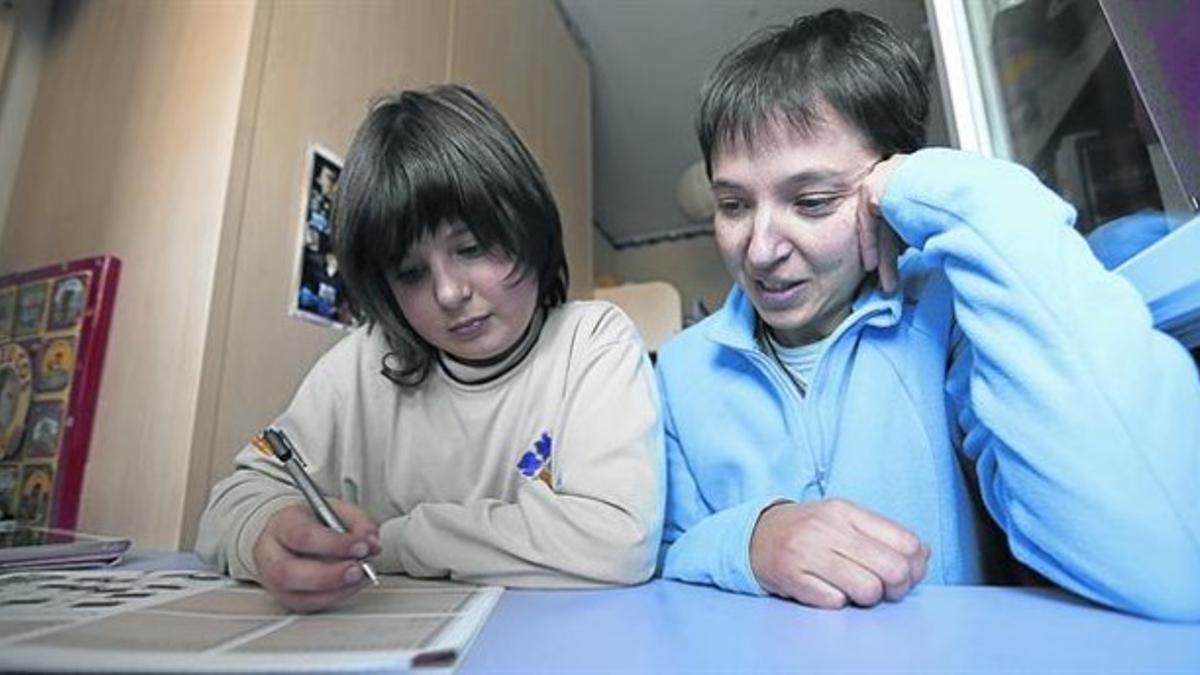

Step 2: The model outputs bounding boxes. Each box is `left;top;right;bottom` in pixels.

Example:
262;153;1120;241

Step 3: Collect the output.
0;256;120;531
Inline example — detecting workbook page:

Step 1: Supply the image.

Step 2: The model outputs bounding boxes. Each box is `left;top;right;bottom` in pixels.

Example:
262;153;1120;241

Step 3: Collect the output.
0;570;502;672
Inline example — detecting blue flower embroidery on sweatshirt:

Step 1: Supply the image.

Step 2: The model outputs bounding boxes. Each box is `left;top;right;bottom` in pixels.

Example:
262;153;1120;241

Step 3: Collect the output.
535;432;552;461
516;432;554;486
517;449;541;477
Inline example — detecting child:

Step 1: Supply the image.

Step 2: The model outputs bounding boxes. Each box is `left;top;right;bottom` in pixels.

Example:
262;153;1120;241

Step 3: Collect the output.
197;85;664;612
656;9;1200;620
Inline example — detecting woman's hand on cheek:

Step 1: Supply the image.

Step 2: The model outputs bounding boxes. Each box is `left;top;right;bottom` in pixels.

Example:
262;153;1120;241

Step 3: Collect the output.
251;501;381;613
857;154;908;294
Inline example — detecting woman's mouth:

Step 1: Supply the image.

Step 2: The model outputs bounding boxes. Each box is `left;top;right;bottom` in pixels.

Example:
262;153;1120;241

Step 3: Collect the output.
754;278;806;310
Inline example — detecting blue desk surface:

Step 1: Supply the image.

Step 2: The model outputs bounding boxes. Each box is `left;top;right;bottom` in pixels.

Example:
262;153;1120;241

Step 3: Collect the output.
122;551;1199;673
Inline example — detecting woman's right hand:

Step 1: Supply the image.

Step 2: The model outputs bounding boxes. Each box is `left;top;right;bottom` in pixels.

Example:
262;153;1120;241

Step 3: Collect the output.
251;500;382;613
749;498;929;609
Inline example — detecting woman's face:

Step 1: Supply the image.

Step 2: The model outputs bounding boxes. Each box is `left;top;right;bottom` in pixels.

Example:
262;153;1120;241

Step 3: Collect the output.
388;221;538;363
710;111;878;346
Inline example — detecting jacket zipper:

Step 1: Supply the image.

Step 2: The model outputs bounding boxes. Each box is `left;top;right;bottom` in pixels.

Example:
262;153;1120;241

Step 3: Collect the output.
743;306;889;498
743;348;826;497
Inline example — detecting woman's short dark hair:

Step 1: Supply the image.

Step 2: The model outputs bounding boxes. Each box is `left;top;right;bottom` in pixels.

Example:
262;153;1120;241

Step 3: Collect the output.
697;8;928;173
333;84;568;387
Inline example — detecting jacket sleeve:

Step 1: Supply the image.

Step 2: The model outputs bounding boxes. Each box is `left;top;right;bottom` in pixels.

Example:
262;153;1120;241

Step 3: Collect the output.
657;363;784;595
193;357;347;581
375;313;665;588
883;148;1200;620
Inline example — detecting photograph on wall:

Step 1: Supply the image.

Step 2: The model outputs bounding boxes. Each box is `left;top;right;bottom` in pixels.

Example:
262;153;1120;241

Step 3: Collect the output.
291;144;360;329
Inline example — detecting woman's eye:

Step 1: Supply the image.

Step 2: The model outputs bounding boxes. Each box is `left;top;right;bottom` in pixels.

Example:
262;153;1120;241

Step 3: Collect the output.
793;194;842;215
716;198;748;217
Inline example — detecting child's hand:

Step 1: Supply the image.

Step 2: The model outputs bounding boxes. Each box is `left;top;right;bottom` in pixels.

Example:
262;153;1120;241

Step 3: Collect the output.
856;154;908;294
252;500;382;613
749;498;930;609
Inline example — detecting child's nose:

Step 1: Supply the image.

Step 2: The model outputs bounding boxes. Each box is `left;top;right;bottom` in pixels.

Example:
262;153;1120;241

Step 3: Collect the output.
432;269;472;308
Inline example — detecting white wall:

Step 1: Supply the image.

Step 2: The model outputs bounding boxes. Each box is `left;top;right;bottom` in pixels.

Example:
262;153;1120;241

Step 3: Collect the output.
0;0;52;244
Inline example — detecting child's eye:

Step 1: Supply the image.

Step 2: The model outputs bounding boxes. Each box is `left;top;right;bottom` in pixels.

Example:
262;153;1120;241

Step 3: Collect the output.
392;266;426;285
457;243;485;258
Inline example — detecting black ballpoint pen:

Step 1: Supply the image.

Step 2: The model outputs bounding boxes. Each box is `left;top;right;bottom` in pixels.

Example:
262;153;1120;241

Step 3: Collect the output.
253;427;379;585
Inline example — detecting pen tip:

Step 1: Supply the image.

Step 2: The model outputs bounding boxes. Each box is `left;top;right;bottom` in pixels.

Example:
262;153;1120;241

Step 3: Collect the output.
363;563;380;586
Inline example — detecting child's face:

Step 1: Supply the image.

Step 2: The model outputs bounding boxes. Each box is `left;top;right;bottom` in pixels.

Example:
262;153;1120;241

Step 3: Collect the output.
389;221;538;362
710;109;876;346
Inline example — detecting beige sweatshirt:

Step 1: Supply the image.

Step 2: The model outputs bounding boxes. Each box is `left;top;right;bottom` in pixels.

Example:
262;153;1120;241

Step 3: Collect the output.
195;301;664;588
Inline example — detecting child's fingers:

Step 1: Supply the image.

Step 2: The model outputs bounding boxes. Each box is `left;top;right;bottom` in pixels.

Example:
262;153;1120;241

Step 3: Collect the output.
272;505;370;559
263;553;366;594
330;499;382;554
260;555;368;613
253;508;372;613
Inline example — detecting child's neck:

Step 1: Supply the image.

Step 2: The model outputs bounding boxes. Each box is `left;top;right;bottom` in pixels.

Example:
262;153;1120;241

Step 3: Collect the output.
438;307;546;385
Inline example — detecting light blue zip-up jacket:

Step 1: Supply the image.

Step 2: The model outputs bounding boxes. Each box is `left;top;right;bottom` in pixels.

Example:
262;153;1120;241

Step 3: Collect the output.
656;149;1200;621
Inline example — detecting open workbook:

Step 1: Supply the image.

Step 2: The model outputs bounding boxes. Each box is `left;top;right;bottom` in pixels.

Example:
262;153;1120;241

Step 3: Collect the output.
0;570;502;672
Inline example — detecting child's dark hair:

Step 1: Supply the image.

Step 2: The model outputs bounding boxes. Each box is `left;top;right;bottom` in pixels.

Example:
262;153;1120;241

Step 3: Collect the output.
333;84;568;387
697;8;928;174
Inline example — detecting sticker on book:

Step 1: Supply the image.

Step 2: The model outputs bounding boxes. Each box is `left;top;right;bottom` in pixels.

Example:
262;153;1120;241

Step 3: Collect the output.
36;337;76;394
0;463;17;521
0;343;33;460
48;275;88;331
13;282;48;339
18;463;52;525
0;288;15;341
516;432;553;487
22;400;65;459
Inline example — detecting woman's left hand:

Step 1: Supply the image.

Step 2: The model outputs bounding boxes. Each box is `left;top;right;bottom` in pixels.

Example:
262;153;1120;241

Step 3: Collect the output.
857;155;908;294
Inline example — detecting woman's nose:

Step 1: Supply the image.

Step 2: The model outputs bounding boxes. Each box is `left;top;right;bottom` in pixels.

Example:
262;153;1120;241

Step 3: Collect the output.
745;206;788;272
